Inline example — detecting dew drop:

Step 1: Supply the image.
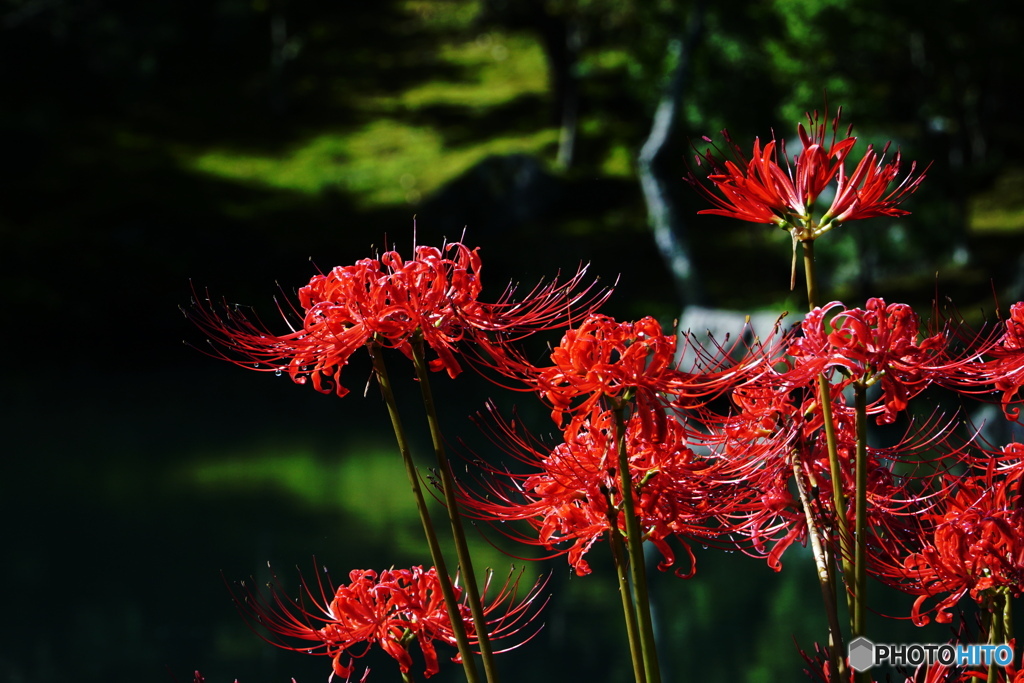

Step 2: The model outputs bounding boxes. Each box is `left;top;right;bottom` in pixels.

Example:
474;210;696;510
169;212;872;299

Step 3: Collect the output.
275;368;283;377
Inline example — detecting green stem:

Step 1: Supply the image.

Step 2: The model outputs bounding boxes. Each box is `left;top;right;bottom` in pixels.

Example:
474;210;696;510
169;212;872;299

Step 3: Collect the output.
852;382;871;683
801;238;821;310
606;499;647;683
611;401;661;683
400;632;418;683
803;239;855;576
367;341;481;683
971;603;994;683
852;382;868;641
988;590;1007;683
816;372;854;587
802;238;857;669
409;334;500;683
792;453;846;682
1004;588;1015;682
1004;586;1014;643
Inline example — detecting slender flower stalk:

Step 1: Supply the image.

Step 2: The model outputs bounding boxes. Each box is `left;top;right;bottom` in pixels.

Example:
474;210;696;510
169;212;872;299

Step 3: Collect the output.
368;340;481;683
607;506;648;683
409;333;500;683
611;397;661;683
804;238;857;670
852;381;869;642
792;454;845;682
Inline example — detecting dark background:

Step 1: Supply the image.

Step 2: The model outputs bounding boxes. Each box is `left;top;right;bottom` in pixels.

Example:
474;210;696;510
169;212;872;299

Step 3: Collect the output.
4;0;1024;681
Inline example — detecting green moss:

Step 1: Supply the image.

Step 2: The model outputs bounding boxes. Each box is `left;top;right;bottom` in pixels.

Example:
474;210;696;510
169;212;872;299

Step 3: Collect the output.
970;167;1024;232
402;0;480;29
392;35;548;110
601;143;634;178
182;443;419;526
184;122;558;207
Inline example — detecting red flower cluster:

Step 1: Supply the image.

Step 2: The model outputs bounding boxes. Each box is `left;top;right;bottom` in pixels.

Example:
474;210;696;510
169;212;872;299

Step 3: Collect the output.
862;441;1024;626
711;303;981;572
715;368;869;570
458;311;793;578
528;314;684;426
507;313;751;432
462;406;729;576
187;242;606;397
234;565;544;681
873;452;1024;626
688;108;927;235
788;298;949;423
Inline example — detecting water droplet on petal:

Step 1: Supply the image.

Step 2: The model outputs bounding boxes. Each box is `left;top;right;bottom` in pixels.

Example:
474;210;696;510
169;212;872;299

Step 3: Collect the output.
275;368;283;377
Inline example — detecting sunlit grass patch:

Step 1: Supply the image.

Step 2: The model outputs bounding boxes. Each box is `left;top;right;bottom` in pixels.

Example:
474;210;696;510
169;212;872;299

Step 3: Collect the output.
601;143;634;177
402;0;479;29
970;168;1024;232
971;206;1024;232
181;443;418;527
185;122;558;206
392;34;548;110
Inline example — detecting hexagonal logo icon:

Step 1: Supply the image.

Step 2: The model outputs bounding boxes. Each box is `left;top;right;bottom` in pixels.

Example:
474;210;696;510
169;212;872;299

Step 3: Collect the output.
848;636;876;672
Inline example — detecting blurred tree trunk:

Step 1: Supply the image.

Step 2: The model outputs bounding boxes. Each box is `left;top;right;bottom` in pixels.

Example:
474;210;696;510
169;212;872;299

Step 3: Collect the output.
637;1;707;308
548;16;580;169
480;0;580;169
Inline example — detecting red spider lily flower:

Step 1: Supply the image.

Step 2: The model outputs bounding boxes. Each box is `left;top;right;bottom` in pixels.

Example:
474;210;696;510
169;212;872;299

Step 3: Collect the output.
532;314;680;426
992;302;1024;418
232;564;546;681
871;453;1024;626
688;107;926;237
787;299;949;424
460;405;731;577
186;242;608;397
900;633;1024;682
517;313;747;433
926;300;1024;420
967;301;1024;420
718;363;958;572
824;141;927;225
715;380;842;571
